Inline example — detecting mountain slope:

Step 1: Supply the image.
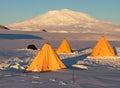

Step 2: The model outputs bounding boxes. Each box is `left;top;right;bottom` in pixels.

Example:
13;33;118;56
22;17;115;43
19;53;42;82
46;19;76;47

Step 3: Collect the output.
0;25;10;30
8;9;120;33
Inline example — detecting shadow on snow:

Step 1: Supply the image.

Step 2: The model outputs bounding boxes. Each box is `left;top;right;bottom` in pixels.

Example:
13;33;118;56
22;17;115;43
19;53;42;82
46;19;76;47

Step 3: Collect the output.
0;34;43;40
62;47;91;69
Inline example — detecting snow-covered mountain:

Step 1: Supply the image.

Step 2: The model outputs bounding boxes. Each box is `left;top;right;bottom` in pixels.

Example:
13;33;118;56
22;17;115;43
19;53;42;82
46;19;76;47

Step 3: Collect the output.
8;9;120;33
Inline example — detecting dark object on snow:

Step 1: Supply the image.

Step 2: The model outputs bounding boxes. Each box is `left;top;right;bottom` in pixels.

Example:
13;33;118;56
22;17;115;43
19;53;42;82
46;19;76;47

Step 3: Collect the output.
42;29;47;32
27;44;37;50
0;25;10;30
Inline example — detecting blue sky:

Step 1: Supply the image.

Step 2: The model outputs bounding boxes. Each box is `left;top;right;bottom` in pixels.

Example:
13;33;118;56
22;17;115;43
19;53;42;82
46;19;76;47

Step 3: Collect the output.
0;0;120;25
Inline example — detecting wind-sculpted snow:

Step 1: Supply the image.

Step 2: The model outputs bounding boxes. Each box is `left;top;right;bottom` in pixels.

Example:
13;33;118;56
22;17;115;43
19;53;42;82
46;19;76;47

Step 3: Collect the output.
0;49;38;70
1;47;120;71
76;47;120;70
0;48;120;88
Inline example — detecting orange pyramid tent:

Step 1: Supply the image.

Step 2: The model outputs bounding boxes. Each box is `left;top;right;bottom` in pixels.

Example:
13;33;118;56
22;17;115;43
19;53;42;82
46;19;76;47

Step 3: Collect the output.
90;36;115;57
56;38;72;54
26;43;66;72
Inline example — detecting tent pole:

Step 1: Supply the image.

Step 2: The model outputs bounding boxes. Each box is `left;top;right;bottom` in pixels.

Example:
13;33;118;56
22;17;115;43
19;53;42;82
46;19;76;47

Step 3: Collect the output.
72;68;75;83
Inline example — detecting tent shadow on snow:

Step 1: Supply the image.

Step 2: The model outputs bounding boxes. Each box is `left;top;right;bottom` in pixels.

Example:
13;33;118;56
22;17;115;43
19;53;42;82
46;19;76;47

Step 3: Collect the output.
113;46;117;55
62;54;90;69
7;68;25;73
0;34;43;40
62;48;91;68
75;47;91;52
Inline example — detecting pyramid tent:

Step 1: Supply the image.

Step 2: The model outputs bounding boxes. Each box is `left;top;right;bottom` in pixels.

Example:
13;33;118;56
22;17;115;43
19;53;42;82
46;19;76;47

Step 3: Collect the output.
26;43;66;72
90;36;115;57
56;38;72;54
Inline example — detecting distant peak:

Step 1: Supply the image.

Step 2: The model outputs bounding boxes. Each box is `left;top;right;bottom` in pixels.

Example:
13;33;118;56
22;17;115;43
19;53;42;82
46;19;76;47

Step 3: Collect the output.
48;10;58;13
47;9;88;16
48;9;74;13
60;9;72;11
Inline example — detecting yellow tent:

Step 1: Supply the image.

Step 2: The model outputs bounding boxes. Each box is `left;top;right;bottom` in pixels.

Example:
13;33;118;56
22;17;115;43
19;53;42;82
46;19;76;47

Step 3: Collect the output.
26;43;66;72
56;38;72;54
90;36;115;57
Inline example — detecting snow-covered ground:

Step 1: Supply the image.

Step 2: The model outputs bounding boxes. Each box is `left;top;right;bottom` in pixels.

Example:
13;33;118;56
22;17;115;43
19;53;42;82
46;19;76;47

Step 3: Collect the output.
0;30;120;88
